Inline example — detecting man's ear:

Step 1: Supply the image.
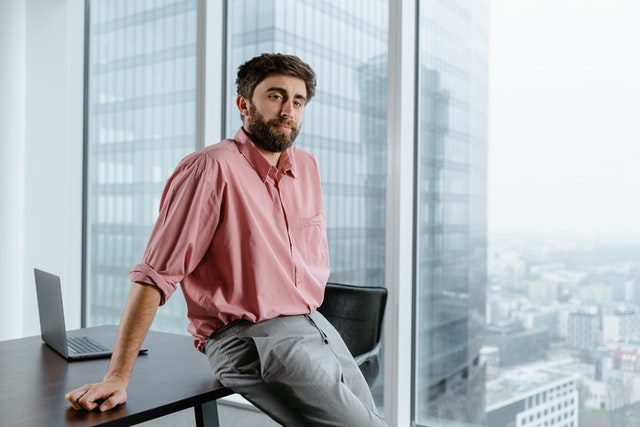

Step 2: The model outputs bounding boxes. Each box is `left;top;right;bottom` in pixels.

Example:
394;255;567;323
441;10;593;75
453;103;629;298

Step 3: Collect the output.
236;95;251;119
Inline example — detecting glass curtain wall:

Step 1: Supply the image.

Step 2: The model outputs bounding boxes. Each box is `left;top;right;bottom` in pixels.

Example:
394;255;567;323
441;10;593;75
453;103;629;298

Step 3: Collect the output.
83;0;495;422
226;0;389;411
84;0;198;333
413;0;489;425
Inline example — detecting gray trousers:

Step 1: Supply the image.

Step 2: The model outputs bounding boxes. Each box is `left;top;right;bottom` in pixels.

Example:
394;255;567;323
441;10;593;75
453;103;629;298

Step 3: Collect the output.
205;310;387;427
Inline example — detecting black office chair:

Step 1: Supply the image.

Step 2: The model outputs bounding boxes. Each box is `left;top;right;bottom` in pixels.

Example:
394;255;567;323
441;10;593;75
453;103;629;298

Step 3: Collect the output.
317;282;387;388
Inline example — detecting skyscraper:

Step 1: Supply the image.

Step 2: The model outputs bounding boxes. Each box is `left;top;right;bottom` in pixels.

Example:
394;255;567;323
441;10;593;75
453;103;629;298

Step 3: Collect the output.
414;1;488;424
85;0;197;333
226;0;389;288
228;0;391;408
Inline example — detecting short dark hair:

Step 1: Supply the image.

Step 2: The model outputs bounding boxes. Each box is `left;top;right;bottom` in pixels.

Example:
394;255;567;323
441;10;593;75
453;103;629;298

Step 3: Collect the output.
236;53;317;103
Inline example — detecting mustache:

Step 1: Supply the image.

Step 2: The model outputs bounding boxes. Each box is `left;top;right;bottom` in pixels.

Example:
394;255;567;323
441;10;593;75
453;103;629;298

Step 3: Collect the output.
268;118;296;128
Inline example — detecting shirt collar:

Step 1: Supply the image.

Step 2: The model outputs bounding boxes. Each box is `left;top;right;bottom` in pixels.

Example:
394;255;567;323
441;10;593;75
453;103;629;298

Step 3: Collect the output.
234;128;296;182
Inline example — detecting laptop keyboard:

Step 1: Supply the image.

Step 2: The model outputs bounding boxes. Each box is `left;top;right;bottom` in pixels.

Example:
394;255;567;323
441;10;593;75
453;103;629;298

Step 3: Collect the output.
67;336;109;354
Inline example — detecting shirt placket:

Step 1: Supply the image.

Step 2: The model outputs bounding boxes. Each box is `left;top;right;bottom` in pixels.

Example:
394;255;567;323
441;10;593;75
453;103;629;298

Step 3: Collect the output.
267;173;299;287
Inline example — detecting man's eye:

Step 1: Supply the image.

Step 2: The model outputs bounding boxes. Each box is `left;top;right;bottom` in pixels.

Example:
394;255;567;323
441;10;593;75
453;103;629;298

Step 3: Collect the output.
294;100;304;107
269;94;282;101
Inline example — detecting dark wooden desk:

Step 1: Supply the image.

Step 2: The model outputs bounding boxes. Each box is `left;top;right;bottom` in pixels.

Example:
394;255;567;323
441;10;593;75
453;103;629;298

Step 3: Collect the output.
0;325;233;427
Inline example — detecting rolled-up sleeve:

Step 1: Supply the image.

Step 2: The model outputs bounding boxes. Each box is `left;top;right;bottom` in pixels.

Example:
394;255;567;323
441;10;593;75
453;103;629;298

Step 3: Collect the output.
129;155;222;305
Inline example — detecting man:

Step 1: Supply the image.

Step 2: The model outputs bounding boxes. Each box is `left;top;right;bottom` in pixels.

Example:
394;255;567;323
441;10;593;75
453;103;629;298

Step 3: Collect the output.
65;53;386;426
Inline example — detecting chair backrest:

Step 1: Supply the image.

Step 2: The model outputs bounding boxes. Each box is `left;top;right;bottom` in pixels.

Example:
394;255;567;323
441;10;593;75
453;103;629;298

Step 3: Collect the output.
317;282;387;357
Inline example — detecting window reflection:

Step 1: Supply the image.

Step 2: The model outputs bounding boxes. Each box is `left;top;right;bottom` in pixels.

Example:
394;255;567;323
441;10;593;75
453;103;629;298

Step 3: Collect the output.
226;0;389;411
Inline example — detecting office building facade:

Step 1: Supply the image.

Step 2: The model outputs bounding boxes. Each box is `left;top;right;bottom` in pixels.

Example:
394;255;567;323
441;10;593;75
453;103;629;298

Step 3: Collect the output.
603;308;640;344
84;0;197;332
568;312;601;351
225;0;389;288
485;321;550;368
487;367;579;427
414;0;488;424
225;0;389;408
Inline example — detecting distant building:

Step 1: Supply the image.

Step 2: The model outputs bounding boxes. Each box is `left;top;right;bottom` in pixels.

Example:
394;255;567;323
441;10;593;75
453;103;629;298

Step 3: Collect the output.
602;307;640;344
530;263;566;276
625;279;636;302
582;271;628;302
556;305;577;339
568;312;600;351
578;283;614;303
485;321;550;367
488;299;511;325
552;358;640;411
481;346;500;371
580;373;640;411
514;307;558;338
489;250;526;291
487;293;526;325
625;275;640;303
486;366;579;427
612;346;640;373
527;279;559;305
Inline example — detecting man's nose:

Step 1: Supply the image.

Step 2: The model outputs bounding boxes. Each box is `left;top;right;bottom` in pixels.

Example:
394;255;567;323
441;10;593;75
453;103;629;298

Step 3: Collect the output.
280;99;294;117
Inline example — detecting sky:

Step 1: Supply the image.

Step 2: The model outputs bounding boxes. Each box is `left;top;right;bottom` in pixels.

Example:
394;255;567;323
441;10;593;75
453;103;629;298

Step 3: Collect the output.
488;0;640;237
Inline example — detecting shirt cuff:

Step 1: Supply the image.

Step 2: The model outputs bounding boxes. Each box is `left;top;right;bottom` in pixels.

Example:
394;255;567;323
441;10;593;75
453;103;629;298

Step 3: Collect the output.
128;262;177;306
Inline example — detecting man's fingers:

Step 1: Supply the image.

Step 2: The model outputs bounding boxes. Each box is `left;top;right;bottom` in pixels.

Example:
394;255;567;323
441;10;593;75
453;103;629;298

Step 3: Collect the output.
65;383;91;401
99;390;127;412
77;391;98;411
78;385;112;411
65;384;92;410
78;399;98;411
65;381;126;412
67;398;83;411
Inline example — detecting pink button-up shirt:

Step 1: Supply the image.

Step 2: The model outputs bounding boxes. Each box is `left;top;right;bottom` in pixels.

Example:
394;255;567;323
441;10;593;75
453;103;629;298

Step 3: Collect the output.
129;128;330;351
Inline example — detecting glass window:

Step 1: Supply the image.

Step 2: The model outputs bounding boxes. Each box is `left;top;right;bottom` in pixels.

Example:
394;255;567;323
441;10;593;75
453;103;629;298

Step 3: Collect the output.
413;0;489;425
84;0;198;333
79;2;640;425
226;0;389;413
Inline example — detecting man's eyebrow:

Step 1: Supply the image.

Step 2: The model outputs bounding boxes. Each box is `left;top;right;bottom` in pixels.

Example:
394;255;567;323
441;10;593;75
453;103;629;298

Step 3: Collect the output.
266;87;307;101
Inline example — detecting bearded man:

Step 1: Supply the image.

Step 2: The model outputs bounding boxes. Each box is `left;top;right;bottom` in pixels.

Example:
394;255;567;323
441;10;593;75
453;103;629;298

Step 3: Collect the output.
65;53;387;427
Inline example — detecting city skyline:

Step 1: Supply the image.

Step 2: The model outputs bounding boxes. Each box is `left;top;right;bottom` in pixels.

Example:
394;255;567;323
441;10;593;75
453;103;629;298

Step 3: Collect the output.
486;232;640;426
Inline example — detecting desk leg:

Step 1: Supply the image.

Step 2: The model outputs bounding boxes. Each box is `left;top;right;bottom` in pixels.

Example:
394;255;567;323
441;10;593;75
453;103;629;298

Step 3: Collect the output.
194;400;220;427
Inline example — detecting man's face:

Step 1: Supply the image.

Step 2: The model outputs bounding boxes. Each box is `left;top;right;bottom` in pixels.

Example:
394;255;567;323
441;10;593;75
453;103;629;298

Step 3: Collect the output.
239;74;307;153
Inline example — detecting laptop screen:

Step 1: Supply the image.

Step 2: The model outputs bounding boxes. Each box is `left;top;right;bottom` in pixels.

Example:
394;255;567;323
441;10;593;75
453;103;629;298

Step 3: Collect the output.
34;268;69;357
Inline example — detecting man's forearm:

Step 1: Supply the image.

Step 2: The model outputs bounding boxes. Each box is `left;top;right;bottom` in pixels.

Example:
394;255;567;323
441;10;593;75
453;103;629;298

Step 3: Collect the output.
103;282;161;384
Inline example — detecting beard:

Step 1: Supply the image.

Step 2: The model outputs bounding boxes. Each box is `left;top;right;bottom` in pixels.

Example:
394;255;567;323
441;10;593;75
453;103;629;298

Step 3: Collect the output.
244;105;300;153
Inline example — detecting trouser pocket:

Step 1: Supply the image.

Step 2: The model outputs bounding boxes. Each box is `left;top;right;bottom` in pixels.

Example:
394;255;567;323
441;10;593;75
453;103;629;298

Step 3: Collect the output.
207;335;262;384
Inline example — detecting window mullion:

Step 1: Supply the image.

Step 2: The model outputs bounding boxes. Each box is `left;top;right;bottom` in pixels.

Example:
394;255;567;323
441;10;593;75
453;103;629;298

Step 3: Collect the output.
384;0;418;425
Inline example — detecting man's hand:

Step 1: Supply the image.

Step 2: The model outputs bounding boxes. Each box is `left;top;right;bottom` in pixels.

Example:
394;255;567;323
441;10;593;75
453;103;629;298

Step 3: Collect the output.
65;376;128;412
63;283;160;412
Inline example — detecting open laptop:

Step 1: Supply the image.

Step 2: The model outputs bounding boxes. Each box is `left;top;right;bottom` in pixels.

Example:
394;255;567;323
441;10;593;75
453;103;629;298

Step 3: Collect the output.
34;268;147;361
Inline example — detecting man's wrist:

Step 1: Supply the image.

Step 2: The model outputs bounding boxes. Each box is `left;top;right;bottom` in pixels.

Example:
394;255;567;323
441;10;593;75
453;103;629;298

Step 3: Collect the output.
103;372;130;386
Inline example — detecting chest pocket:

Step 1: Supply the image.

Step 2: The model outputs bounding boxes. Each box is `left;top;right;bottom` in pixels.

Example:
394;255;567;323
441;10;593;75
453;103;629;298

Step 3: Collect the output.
299;214;329;265
301;214;323;229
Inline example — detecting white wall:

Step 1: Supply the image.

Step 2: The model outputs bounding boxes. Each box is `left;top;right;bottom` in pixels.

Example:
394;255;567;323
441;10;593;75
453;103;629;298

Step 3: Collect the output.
22;0;84;337
0;0;27;341
0;0;84;341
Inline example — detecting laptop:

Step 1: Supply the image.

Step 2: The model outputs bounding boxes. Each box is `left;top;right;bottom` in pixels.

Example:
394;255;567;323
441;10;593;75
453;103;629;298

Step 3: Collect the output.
34;268;147;361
